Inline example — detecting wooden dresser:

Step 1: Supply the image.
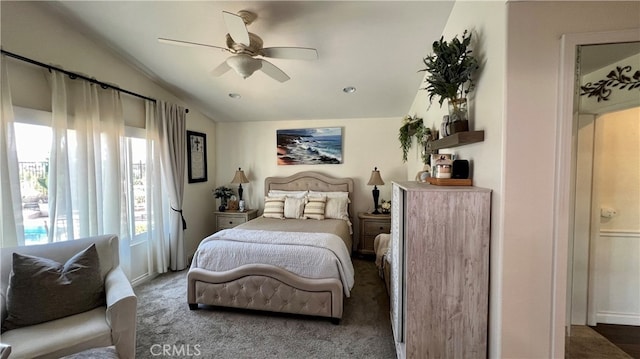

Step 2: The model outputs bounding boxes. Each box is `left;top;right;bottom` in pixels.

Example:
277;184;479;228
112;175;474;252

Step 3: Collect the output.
390;181;491;359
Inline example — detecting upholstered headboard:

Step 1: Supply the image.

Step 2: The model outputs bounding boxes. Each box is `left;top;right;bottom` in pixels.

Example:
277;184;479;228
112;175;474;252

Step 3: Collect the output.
264;171;355;220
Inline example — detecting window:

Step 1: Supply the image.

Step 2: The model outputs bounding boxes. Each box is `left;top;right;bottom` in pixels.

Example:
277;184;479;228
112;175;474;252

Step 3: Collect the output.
13;107;150;244
124;134;149;243
14;122;51;245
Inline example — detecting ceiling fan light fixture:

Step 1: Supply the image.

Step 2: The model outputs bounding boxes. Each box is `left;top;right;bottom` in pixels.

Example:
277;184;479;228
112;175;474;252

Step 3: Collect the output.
227;54;262;79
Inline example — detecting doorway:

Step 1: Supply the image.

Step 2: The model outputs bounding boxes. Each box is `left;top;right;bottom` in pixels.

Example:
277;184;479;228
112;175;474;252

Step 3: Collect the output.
565;39;640;357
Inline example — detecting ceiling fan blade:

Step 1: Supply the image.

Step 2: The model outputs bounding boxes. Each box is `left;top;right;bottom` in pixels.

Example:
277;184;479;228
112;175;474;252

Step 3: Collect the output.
158;37;229;52
211;61;232;77
262;47;318;61
222;11;250;46
259;59;290;83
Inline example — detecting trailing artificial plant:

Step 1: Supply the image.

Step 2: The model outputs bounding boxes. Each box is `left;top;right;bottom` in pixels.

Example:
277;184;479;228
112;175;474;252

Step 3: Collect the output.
399;115;431;163
420;30;480;112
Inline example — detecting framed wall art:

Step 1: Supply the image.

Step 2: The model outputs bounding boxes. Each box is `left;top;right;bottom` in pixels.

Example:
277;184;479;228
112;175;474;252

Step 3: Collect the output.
187;130;207;183
276;127;343;165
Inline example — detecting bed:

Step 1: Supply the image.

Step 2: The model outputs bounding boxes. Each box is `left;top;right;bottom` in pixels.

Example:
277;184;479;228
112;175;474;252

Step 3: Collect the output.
187;171;355;323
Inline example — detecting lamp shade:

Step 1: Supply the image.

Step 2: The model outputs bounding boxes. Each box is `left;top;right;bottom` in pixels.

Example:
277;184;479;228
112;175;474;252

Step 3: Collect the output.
367;167;385;186
231;167;250;203
231;168;249;184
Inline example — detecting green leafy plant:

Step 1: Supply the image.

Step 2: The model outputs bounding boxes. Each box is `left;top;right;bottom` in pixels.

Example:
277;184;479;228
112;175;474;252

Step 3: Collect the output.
420;30;479;109
399;115;431;163
213;186;234;199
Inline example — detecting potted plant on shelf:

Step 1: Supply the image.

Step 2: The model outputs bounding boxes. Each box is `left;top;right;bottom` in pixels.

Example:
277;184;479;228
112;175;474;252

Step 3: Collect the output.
420;30;480;135
399;115;432;164
213;186;234;212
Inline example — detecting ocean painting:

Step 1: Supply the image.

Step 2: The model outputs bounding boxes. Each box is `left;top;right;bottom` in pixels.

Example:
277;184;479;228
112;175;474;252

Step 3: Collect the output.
277;127;343;165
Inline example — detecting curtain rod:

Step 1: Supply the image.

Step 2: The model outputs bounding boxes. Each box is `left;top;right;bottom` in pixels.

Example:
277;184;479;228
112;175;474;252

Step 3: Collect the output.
1;49;189;113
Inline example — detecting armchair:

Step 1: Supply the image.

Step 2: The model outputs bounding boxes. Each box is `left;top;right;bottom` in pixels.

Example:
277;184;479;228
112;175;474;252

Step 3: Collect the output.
0;235;137;359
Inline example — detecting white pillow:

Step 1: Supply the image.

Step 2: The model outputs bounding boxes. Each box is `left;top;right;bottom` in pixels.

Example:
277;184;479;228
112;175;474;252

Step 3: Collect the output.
324;196;350;220
284;197;307;219
263;196;285;219
309;191;350;201
309;191;350;220
268;190;308;199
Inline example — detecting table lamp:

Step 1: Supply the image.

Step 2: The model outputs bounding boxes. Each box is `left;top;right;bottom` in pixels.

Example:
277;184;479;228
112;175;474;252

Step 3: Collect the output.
367;167;385;214
231;167;249;201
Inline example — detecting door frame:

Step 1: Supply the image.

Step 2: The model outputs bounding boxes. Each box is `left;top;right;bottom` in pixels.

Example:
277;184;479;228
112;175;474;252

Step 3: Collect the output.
554;28;640;357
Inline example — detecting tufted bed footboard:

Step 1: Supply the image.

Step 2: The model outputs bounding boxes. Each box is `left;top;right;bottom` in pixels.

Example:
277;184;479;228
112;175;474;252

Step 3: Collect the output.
187;264;344;324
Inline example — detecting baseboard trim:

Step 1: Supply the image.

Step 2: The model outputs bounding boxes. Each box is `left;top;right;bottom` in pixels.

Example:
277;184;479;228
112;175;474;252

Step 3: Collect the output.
596;311;640;326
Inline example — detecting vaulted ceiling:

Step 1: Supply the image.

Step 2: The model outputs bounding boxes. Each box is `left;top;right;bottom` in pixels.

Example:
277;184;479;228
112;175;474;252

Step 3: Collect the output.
45;1;455;122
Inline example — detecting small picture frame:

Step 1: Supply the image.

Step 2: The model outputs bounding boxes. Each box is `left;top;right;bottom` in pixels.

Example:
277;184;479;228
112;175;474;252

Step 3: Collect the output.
187;130;207;183
227;200;239;211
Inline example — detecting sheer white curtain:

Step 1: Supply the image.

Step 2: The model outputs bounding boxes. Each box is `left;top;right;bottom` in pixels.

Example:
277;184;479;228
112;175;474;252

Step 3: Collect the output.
49;71;127;242
145;100;169;273
0;57;25;247
154;101;187;271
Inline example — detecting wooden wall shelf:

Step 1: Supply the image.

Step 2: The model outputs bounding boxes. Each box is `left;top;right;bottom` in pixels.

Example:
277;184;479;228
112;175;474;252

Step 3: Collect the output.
430;130;484;151
427;177;473;186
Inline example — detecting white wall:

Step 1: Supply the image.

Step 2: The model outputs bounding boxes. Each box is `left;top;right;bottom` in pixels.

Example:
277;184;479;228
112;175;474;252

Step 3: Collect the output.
504;1;640;358
1;1;216;263
215;117;405;251
598;108;640;232
594;108;640;325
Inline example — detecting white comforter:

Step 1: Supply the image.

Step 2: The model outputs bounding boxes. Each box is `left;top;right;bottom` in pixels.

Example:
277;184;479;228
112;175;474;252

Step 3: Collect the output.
192;228;355;297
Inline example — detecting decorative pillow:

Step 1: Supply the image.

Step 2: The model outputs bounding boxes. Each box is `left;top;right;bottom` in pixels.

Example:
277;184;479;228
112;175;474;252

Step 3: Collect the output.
284;197;307;219
263;196;285;219
304;196;327;220
309;191;350;200
325;196;350;220
309;191;350;220
2;244;105;332
267;190;308;199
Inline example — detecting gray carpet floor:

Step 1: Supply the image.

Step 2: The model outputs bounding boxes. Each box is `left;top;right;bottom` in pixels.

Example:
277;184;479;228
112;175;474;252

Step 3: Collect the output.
134;258;397;358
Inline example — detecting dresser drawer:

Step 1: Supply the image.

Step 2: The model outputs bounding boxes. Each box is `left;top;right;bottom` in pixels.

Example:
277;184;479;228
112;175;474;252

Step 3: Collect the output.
364;220;391;236
216;215;247;229
214;209;258;232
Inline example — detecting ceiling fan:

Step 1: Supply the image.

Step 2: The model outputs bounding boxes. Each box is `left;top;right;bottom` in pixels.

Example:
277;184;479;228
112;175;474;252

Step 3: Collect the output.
158;10;318;82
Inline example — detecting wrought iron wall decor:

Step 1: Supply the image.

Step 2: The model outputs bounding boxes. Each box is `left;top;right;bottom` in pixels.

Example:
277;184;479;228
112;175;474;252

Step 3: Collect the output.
580;65;640;102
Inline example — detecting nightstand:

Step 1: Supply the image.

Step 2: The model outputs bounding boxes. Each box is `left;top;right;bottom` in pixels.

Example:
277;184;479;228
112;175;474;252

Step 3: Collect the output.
214;209;258;232
358;212;391;255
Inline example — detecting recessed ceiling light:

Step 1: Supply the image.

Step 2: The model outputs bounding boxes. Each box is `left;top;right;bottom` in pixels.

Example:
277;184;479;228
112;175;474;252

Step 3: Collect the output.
228;93;241;99
342;86;356;94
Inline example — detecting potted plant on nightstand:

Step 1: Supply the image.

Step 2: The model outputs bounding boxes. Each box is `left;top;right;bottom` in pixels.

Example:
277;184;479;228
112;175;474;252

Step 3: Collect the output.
420;30;480;135
213;186;234;212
